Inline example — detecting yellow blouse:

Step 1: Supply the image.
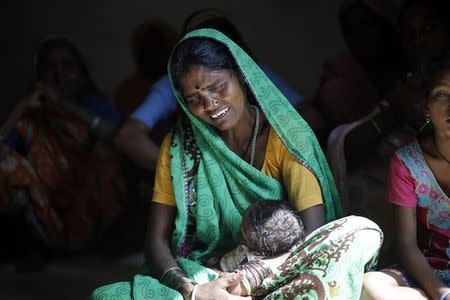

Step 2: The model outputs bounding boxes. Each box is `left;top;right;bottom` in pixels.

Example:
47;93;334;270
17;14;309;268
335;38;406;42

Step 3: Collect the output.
152;128;323;212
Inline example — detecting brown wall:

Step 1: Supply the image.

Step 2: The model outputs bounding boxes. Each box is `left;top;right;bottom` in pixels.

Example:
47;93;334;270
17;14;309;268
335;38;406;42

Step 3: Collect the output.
3;0;347;121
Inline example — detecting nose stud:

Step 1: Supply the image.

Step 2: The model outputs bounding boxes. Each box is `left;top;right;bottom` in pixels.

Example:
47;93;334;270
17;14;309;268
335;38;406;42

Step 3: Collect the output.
201;99;219;112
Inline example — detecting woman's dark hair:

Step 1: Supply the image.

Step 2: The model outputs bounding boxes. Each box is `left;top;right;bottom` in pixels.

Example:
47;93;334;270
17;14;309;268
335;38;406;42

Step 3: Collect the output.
418;49;450;99
170;37;241;90
242;200;305;257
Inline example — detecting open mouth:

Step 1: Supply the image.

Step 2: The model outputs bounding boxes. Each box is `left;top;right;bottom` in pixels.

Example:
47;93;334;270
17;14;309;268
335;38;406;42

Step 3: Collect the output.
209;107;230;119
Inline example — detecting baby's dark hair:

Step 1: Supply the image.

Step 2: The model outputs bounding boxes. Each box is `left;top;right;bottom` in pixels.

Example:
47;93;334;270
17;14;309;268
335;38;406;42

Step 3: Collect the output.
241;200;305;257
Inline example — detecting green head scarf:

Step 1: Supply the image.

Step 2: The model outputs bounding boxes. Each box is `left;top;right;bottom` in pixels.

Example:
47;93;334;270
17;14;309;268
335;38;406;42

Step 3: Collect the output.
167;29;342;263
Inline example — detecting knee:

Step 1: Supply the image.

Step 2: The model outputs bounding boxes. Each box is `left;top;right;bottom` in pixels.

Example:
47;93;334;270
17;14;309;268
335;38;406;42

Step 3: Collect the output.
361;271;396;300
361;272;380;300
363;271;381;289
346;215;381;231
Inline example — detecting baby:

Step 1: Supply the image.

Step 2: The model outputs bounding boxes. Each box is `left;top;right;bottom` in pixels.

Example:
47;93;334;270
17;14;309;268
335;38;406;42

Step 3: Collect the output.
222;200;306;296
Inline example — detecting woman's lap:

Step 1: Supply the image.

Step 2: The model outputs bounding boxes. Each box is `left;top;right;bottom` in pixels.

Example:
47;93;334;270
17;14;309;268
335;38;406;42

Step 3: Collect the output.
92;216;383;300
256;216;382;299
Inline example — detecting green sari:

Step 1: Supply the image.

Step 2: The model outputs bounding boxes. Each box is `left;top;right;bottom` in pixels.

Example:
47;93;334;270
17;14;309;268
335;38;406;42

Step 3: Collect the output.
92;29;382;300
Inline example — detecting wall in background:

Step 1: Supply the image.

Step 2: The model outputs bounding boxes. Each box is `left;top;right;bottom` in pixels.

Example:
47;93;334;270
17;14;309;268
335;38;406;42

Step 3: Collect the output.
3;0;348;121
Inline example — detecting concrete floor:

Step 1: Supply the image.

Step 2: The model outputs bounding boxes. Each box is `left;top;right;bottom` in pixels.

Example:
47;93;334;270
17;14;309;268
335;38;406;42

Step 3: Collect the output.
0;251;144;300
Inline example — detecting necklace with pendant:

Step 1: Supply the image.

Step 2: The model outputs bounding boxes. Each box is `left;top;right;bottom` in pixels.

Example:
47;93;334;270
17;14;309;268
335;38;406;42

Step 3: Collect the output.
433;137;450;164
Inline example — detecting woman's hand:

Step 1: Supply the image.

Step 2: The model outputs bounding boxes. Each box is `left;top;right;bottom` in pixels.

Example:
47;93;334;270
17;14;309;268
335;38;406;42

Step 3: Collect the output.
25;83;61;109
194;271;251;300
24;89;42;109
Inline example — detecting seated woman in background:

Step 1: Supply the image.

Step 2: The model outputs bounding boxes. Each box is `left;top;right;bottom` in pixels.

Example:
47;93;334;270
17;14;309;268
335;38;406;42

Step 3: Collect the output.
361;51;450;300
312;0;401;141
114;20;178;117
341;0;450;170
0;37;125;271
325;0;450;267
92;29;383;300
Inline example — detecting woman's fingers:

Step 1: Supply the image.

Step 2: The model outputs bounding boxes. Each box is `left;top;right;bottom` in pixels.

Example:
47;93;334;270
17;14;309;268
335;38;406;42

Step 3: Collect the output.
32;82;61;104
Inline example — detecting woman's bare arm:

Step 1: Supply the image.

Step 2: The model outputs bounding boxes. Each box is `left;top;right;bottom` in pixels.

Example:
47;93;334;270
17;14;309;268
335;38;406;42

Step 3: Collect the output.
395;206;448;300
145;202;178;277
298;204;325;236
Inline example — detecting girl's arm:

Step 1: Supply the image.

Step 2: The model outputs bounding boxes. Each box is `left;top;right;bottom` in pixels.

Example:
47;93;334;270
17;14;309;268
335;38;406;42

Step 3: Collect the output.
395;206;449;300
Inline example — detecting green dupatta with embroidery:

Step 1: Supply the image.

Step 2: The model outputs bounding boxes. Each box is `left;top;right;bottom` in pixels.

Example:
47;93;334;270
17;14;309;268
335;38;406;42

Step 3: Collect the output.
168;29;342;263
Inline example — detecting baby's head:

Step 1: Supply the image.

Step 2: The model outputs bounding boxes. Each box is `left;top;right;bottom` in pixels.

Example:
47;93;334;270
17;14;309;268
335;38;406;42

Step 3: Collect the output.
240;200;305;257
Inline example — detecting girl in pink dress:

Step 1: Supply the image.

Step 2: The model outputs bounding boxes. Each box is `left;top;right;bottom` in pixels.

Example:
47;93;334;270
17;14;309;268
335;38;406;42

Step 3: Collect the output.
361;50;450;300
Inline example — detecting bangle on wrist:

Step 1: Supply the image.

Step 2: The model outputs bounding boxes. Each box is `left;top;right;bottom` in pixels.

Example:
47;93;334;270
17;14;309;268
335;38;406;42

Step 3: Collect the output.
160;267;181;281
159;267;196;299
439;290;450;300
370;117;383;135
236;260;272;294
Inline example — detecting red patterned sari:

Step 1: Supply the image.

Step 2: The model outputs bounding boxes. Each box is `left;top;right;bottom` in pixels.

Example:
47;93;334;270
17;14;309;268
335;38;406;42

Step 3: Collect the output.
0;108;125;250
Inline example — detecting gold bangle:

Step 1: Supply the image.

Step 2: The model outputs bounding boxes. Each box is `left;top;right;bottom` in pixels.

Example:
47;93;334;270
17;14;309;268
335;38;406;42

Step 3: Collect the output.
160;267;182;282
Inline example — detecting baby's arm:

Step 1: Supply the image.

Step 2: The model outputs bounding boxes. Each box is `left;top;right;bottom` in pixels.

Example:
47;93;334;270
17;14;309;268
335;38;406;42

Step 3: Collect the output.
227;250;292;296
226;260;273;296
220;244;248;272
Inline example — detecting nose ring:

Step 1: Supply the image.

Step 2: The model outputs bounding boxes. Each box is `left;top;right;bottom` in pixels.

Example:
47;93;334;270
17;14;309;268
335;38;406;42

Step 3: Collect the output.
201;99;219;112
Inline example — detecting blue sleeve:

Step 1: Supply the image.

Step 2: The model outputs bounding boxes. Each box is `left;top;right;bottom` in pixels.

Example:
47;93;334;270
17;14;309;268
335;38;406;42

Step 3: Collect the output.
79;95;123;124
5;128;21;150
130;74;178;129
259;64;303;105
4;127;29;155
